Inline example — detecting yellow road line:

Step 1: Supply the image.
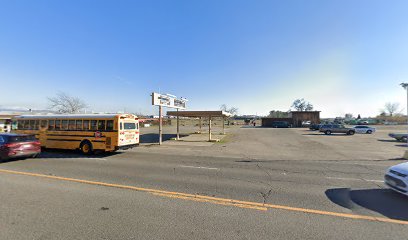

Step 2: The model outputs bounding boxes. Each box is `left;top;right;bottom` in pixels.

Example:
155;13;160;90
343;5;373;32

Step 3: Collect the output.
0;168;407;225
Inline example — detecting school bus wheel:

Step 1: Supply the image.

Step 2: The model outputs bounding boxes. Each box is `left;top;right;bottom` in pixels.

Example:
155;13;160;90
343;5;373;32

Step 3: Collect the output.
80;141;93;155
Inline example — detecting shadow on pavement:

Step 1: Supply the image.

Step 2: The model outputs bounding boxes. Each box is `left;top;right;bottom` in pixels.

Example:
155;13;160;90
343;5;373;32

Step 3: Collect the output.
140;133;188;144
40;149;123;159
302;133;350;136
378;139;399;143
0;149;122;163
326;188;408;221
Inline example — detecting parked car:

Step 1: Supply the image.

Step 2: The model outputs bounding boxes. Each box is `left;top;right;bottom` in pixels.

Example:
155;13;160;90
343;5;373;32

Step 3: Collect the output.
385;162;408;196
309;123;322;131
353;125;376;134
0;134;41;161
319;124;355;135
271;121;290;128
389;133;408;142
302;121;312;127
357;121;369;125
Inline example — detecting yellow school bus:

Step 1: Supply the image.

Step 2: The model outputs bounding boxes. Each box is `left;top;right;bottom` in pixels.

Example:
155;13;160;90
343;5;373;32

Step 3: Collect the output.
12;114;139;154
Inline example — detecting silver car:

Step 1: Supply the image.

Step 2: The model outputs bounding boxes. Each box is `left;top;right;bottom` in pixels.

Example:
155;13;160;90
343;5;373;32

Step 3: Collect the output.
319;124;356;135
385;162;408;196
353;125;376;134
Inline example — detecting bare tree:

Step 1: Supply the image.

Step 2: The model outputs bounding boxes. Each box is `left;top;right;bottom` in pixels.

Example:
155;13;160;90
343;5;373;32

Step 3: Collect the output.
384;102;400;117
291;98;314;111
48;92;87;113
220;104;238;116
220;104;228;112
269;110;289;118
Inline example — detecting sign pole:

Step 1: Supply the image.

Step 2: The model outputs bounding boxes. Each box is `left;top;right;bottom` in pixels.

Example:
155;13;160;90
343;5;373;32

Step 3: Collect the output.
159;105;163;145
223;116;225;135
176;109;180;140
199;117;202;133
208;116;212;141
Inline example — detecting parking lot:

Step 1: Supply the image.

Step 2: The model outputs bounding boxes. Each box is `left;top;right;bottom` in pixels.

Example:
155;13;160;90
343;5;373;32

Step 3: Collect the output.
1;125;408;240
136;124;408;161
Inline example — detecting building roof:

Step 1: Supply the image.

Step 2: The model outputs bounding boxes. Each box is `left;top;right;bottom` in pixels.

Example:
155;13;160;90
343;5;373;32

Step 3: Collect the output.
0;114;20;119
290;111;321;113
13;114;137;119
167;111;231;118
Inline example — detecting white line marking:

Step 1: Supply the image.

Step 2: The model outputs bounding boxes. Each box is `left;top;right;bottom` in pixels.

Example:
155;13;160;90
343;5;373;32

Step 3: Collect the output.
326;176;384;183
180;165;219;170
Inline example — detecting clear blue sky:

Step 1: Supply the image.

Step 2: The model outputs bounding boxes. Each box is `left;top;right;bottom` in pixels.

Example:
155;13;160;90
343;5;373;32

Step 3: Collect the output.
1;0;407;117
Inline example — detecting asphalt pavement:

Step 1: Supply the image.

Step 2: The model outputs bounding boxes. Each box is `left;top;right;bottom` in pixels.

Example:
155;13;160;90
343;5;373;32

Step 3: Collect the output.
1;149;408;240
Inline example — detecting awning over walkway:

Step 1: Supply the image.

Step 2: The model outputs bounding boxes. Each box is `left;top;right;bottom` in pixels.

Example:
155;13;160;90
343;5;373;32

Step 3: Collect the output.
166;111;231;142
166;110;231;118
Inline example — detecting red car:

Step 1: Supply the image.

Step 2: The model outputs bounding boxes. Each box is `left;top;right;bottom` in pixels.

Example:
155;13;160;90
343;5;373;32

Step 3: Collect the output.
0;134;41;161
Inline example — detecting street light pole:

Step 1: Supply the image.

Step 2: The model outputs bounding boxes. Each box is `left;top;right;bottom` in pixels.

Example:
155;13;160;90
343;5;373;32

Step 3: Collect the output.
400;83;408;147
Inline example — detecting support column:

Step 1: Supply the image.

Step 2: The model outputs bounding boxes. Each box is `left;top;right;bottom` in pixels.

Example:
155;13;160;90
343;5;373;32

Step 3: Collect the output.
208;116;212;141
159;106;163;145
199;117;202;133
222;117;225;135
176;109;180;140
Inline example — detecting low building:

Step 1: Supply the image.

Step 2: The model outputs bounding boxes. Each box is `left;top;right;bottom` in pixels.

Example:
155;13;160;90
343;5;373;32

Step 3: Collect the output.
261;111;321;128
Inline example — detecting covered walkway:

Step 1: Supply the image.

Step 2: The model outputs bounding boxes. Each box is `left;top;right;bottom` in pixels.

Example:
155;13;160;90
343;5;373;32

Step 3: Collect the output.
166;110;231;142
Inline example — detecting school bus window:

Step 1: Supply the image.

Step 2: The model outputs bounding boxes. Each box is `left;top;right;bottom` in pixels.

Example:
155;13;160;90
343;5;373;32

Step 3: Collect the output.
35;120;40;130
124;123;136;129
76;120;83;130
106;120;114;131
83;120;90;130
68;120;76;130
22;120;28;130
49;120;55;130
90;120;97;130
40;120;47;129
29;120;35;130
55;120;61;130
98;120;106;131
120;122;123;130
62;120;68;130
18;120;23;129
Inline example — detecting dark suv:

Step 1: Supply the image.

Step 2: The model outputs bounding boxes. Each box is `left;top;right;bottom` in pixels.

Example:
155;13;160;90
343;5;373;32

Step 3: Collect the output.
319;124;355;135
0;134;41;160
271;121;290;128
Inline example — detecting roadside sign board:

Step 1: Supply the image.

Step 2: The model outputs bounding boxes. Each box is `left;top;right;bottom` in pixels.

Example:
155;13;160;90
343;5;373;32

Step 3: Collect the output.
151;92;187;109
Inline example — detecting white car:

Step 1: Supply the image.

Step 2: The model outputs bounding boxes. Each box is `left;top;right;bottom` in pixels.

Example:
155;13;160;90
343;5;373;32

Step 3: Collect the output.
353;125;376;134
385;162;408;196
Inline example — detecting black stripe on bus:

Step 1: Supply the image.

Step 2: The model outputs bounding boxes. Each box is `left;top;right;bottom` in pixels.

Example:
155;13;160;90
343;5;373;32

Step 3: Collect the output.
47;139;82;142
47;139;106;143
46;134;106;138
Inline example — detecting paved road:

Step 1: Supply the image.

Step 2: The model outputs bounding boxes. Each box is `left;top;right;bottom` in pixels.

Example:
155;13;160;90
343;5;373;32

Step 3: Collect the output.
1;149;407;240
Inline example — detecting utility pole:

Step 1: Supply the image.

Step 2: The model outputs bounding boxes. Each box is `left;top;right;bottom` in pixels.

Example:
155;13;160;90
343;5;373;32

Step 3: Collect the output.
159;105;163;145
401;83;408;150
176;108;180;140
